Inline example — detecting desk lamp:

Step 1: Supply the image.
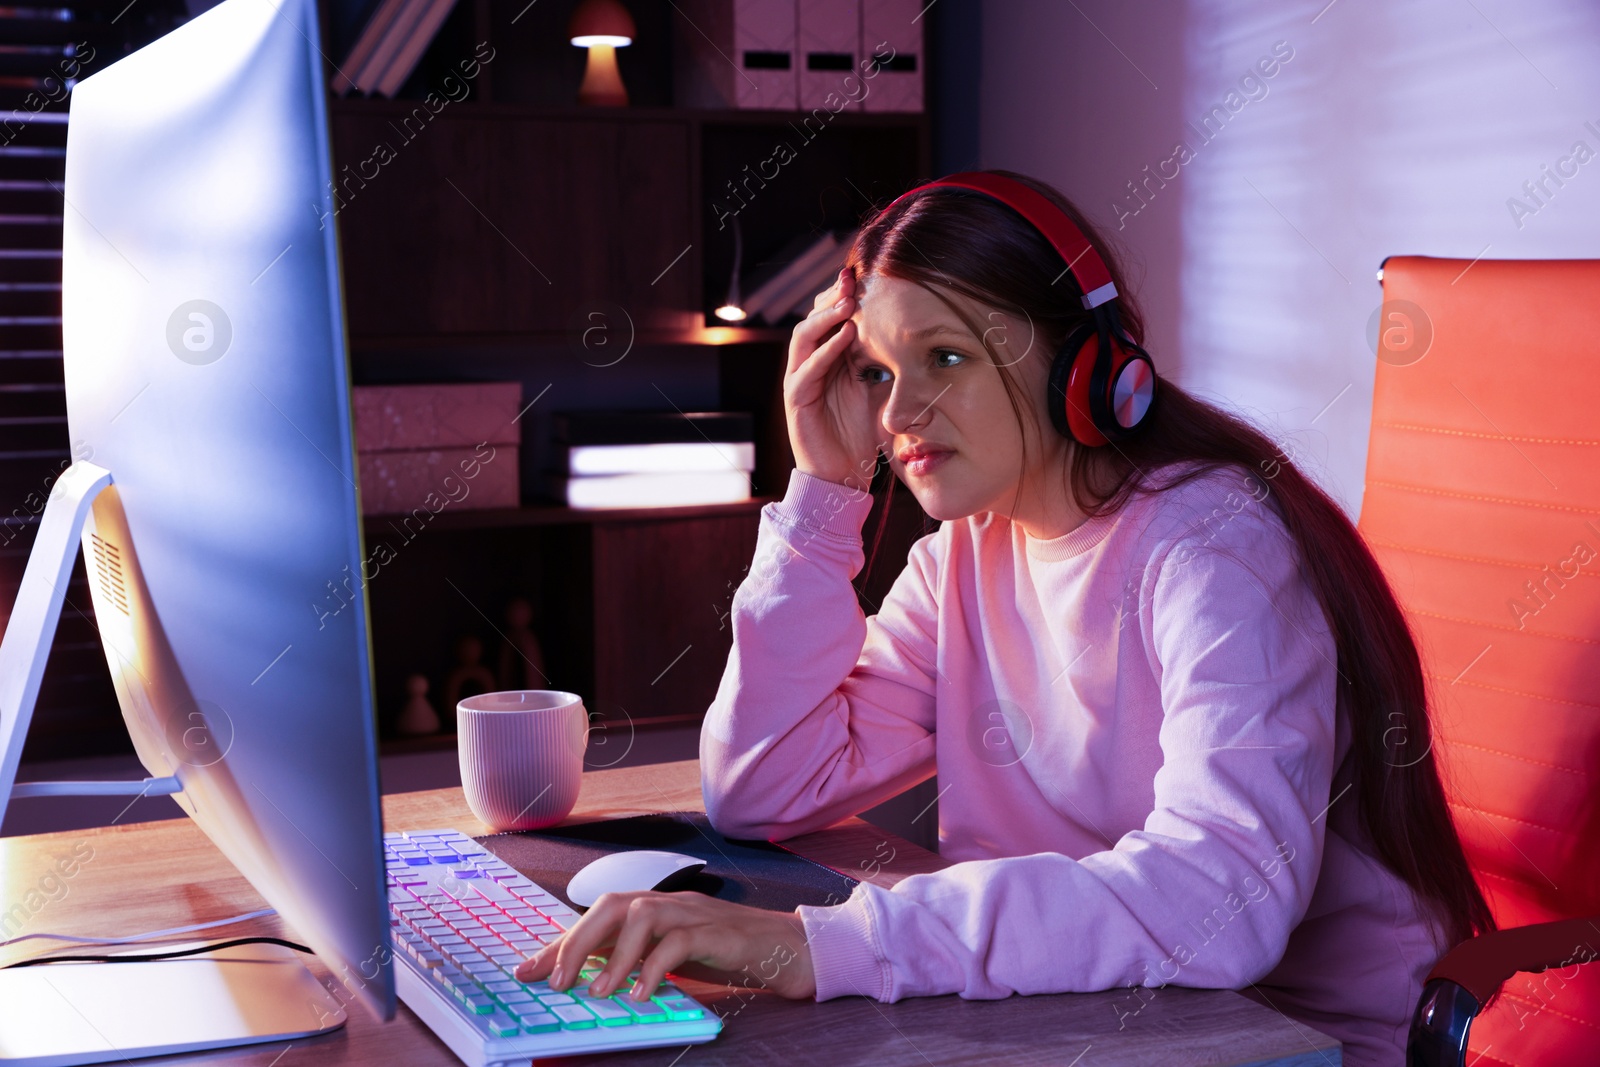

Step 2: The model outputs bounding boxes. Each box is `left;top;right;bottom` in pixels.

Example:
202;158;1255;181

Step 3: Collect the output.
569;0;635;107
714;214;747;322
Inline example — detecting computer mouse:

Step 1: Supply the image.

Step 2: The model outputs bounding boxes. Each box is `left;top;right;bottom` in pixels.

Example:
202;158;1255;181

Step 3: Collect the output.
566;850;708;908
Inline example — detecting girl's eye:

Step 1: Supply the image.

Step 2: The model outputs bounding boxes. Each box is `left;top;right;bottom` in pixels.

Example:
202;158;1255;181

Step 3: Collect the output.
857;350;966;383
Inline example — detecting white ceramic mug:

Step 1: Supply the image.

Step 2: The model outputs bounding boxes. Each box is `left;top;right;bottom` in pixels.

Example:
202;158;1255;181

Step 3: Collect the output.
457;690;588;832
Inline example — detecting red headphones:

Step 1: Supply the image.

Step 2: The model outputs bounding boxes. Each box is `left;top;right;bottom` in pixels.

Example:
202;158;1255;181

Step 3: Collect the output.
872;171;1157;447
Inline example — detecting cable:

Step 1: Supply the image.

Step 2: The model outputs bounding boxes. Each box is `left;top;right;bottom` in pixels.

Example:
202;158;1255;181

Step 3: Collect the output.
0;907;278;949
4;936;312;969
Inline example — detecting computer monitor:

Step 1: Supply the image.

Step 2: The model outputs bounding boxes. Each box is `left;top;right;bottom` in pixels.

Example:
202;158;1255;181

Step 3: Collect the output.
0;0;393;1055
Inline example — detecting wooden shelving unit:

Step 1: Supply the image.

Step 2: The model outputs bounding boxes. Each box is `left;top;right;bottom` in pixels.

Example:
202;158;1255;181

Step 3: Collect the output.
323;3;937;744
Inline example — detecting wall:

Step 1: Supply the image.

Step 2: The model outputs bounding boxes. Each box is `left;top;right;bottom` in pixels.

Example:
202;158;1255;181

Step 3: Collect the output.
975;0;1600;516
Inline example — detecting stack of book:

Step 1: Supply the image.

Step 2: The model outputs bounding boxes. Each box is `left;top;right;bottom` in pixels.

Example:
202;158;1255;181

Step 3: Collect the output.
552;411;755;510
740;228;856;326
332;0;459;97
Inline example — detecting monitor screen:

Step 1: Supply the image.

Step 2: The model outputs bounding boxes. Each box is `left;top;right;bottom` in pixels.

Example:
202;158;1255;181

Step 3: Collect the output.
58;0;393;1021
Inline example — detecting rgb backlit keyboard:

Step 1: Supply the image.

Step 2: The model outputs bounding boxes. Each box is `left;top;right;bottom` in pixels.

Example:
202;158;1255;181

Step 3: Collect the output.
384;828;721;1066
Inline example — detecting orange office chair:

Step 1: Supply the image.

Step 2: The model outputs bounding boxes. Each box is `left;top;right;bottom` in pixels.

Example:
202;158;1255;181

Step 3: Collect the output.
1355;256;1600;1066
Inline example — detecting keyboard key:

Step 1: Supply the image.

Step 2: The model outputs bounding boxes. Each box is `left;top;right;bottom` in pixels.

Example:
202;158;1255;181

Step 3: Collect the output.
498;990;536;1007
442;975;478;998
473;882;520;905
463;992;495;1015
551;1004;597;1030
483;1012;518;1037
621;997;668;1024
654;996;704;1021
514;888;559;906
483;980;520;996
513;1008;562;1034
582;998;634;1027
536;993;576;1007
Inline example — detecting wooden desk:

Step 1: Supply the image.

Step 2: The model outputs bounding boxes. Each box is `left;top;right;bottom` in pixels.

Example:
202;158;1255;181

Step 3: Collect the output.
0;760;1340;1066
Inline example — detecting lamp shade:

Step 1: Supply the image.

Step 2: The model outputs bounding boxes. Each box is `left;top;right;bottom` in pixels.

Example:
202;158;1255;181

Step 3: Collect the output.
569;0;635;46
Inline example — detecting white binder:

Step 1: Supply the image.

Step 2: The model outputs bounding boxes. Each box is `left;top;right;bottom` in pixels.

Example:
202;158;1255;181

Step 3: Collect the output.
798;0;861;111
673;0;798;110
861;0;924;112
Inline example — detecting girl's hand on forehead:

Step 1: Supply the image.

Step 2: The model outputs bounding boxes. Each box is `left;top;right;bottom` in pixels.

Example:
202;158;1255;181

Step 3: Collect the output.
783;266;884;490
812;262;857;317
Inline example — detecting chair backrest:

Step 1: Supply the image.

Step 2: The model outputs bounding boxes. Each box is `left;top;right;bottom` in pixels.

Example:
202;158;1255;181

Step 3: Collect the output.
1357;256;1600;1063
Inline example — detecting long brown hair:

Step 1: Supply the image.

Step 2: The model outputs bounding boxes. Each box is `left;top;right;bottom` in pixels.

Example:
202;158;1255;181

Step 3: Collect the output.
845;168;1495;952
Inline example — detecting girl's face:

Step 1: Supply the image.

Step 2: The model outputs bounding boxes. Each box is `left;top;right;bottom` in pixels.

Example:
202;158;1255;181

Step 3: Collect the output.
844;273;1082;537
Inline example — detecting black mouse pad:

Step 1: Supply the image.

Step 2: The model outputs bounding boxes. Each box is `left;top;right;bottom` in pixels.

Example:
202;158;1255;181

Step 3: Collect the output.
473;812;860;913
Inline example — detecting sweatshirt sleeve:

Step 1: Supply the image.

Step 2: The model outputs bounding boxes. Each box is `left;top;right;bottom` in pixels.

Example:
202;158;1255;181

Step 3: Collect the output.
700;468;941;841
796;492;1339;1002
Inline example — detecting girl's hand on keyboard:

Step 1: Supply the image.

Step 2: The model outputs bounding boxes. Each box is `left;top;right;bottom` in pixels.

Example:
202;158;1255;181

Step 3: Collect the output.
512;891;815;1002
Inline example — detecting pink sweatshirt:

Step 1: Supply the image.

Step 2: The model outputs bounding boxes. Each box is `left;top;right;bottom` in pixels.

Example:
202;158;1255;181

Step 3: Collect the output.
700;462;1448;1067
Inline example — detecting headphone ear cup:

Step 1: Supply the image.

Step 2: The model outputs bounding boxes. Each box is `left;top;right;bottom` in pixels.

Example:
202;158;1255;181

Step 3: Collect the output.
1106;342;1156;435
1049;322;1109;446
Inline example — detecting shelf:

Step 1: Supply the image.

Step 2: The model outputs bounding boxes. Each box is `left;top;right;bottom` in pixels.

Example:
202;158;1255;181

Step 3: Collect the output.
347;324;794;351
362;496;776;533
328;96;931;130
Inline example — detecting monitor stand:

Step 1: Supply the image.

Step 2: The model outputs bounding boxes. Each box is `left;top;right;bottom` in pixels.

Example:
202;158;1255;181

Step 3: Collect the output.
0;462;348;1064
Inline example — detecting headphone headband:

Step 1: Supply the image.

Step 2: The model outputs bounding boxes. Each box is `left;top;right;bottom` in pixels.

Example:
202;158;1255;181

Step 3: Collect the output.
874;171;1118;309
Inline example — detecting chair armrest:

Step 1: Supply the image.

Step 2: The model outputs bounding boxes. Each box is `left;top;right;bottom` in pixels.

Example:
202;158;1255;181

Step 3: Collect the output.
1407;916;1600;1067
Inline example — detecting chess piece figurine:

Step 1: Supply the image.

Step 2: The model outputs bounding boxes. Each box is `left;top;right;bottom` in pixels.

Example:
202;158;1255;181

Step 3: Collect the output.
397;674;440;736
443;634;498;716
499;596;548;690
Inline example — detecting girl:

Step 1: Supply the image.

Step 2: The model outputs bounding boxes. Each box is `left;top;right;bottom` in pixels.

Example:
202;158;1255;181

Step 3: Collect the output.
515;169;1494;1067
